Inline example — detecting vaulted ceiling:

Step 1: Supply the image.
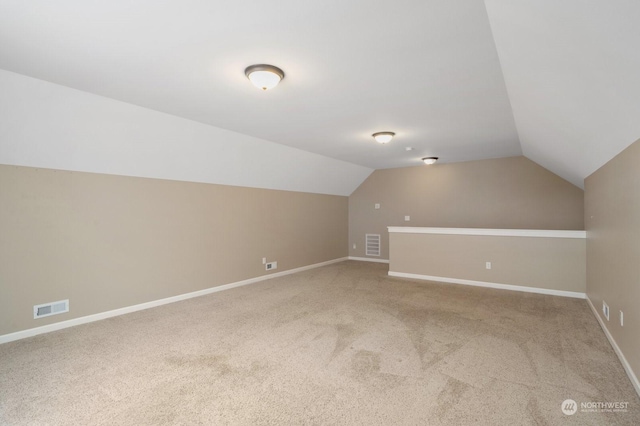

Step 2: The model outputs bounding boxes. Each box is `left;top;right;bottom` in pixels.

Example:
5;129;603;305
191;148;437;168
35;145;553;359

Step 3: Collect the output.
1;1;639;189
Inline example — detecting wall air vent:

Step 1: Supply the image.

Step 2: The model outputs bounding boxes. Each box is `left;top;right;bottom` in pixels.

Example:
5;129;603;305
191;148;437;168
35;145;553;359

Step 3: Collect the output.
34;299;69;319
365;234;381;257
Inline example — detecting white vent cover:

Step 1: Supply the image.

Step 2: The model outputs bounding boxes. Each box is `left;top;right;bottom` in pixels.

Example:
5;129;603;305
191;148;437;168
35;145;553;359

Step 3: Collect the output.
365;234;381;257
34;299;69;319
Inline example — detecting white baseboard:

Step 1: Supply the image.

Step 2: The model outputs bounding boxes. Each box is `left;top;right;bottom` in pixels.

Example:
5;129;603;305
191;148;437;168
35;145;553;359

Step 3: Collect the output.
388;271;586;299
586;297;640;397
348;256;390;264
0;257;348;345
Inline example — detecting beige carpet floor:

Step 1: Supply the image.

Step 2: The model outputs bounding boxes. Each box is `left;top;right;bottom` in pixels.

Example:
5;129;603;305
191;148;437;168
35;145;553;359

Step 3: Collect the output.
1;261;638;425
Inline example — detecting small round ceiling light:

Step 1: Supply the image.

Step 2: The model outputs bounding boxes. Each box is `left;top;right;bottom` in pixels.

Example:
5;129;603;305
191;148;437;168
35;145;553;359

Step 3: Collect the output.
422;157;439;165
372;131;395;144
245;64;285;90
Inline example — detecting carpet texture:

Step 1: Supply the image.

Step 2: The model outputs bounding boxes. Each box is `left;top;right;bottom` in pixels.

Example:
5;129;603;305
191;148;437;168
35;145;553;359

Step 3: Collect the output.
1;261;638;425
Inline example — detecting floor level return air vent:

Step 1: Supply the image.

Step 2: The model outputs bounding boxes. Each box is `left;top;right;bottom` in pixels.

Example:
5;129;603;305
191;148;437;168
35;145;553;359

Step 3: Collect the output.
366;234;381;257
34;299;69;319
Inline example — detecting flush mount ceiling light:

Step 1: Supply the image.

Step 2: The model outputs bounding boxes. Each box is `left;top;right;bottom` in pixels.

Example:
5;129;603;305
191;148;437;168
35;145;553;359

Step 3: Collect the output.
422;157;439;165
372;131;395;144
245;64;285;90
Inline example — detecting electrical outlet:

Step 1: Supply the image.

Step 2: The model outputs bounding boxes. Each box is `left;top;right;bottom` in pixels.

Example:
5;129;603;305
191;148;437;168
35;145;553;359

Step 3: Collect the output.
404;215;410;221
602;301;609;321
266;261;277;271
352;243;356;249
620;310;624;327
262;257;266;264
375;203;380;209
486;262;491;270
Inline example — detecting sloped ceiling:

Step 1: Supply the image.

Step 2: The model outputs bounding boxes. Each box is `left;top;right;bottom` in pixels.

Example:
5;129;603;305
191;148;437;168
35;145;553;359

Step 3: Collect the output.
1;1;639;190
484;0;640;187
0;69;373;196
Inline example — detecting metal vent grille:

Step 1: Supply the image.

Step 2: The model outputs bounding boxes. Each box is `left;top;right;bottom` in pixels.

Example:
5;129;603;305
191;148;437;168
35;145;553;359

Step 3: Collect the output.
365;234;381;257
34;300;69;319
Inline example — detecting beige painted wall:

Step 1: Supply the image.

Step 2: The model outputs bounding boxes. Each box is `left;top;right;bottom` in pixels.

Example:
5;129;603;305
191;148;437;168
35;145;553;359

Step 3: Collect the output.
0;165;348;336
349;156;584;260
585;138;640;383
389;232;586;293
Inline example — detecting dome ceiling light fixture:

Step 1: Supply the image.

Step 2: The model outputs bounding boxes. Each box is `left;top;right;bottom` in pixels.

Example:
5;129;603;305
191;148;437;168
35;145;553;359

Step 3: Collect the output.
422;157;439;165
244;64;285;91
372;131;395;144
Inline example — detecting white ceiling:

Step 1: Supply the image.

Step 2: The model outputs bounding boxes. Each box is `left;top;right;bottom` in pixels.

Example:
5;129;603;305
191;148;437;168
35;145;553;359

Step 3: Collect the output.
484;0;640;187
1;1;639;188
0;69;373;196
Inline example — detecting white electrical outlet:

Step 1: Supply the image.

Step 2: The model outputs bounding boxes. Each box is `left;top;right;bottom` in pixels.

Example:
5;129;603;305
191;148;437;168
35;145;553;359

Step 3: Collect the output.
266;261;277;271
262;257;266;264
353;244;356;249
404;215;410;221
602;301;609;321
375;203;380;209
620;310;624;327
486;262;491;270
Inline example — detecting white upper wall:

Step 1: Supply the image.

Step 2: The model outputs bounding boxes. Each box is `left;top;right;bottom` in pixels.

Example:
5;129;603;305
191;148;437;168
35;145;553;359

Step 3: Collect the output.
0;70;372;196
484;0;640;188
